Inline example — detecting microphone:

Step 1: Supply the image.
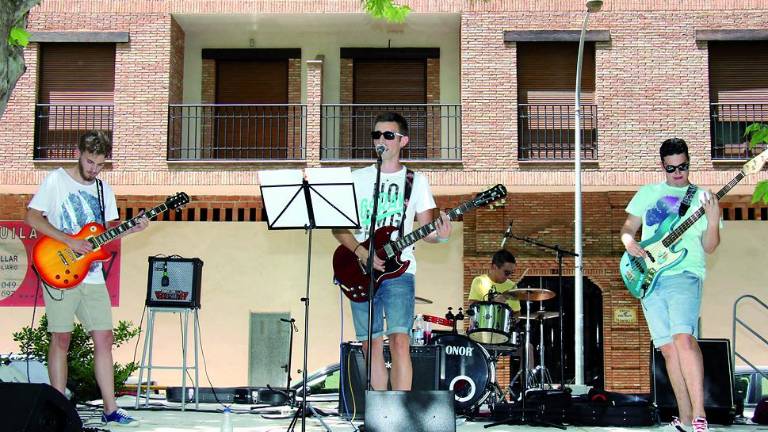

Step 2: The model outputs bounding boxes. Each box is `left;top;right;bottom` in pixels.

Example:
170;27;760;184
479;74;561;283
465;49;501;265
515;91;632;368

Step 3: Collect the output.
161;261;169;287
500;221;513;248
375;145;386;156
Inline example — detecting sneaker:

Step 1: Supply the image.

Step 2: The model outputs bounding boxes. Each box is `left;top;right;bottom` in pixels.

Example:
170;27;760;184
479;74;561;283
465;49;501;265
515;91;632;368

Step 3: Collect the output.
692;417;709;432
669;416;687;432
102;408;139;427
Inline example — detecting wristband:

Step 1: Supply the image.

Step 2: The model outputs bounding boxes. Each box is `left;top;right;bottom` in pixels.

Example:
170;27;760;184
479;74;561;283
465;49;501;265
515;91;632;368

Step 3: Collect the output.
436;236;449;243
353;243;363;254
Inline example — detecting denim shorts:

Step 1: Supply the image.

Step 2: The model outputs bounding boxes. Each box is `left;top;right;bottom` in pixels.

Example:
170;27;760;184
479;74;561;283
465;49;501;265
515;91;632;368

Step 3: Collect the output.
350;273;415;341
640;271;702;348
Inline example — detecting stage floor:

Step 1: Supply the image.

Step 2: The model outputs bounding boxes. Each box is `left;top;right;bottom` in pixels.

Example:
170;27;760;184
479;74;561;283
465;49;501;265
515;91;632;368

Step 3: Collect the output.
77;396;765;432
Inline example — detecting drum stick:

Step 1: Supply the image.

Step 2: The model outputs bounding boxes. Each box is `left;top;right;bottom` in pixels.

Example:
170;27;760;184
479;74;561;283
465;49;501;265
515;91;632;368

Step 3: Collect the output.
515;268;529;284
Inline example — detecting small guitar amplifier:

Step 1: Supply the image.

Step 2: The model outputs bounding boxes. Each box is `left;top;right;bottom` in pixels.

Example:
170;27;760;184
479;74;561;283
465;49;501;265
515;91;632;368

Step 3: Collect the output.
145;256;203;308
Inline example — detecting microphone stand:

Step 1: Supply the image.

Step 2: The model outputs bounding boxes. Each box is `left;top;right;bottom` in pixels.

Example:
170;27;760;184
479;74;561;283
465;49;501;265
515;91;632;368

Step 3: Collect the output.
505;223;578;393
364;150;384;392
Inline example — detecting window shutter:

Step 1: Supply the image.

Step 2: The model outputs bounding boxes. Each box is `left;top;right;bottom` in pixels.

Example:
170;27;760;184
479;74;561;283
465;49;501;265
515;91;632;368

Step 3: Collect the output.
517;42;595;105
709;41;768;104
353;60;427;158
214;60;289;158
39;43;115;104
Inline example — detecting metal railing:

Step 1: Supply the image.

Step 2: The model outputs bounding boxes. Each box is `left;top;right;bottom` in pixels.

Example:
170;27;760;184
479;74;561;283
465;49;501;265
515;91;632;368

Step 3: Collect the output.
518;104;598;161
167;104;307;161
320;104;461;161
34;104;114;159
711;103;768;160
732;294;768;383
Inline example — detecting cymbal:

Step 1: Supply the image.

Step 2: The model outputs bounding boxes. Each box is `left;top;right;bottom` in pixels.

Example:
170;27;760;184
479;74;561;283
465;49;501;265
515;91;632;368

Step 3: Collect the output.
518;311;560;320
507;288;556;302
415;296;433;305
491;288;556;302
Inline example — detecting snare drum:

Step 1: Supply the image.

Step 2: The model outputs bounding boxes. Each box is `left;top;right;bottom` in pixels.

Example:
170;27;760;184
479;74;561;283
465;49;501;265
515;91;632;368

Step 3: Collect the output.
467;301;514;345
430;333;495;413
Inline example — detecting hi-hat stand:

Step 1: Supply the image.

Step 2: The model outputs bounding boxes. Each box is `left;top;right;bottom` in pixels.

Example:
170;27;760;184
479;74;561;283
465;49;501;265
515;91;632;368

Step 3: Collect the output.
504;220;577;392
260;168;359;432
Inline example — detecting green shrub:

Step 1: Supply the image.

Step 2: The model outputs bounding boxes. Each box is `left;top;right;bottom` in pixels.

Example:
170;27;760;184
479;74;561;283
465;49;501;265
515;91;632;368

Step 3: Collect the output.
12;314;140;403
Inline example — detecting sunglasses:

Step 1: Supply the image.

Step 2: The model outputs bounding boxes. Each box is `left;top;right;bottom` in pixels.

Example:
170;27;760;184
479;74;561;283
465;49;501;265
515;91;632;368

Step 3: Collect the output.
664;162;690;173
371;131;404;140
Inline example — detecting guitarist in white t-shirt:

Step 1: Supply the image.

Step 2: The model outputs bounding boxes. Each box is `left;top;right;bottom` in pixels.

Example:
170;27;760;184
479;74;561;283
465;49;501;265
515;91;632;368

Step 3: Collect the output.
333;112;451;391
25;131;148;426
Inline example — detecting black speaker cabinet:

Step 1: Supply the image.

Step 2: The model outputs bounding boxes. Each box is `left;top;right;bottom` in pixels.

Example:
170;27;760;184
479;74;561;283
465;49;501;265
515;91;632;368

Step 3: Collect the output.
146;256;203;308
652;338;735;424
0;382;82;432
364;390;456;432
339;342;441;420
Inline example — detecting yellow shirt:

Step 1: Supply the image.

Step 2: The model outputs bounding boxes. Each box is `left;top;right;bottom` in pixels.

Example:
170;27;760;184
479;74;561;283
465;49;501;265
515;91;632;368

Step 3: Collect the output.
468;274;521;312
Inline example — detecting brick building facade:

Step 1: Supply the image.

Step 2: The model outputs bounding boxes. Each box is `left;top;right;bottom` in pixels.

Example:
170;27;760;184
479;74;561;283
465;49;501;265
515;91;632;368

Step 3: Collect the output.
1;0;767;393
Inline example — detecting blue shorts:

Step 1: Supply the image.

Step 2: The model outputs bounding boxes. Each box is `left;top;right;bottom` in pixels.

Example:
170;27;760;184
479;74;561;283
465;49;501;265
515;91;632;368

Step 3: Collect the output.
350;273;415;341
640;271;702;348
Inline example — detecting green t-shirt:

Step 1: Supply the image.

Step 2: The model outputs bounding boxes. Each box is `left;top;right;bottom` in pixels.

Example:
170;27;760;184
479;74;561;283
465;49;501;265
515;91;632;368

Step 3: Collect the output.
625;181;719;279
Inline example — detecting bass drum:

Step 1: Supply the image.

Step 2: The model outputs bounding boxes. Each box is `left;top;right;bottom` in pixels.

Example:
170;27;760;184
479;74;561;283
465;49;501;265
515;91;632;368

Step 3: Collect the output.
430;333;495;413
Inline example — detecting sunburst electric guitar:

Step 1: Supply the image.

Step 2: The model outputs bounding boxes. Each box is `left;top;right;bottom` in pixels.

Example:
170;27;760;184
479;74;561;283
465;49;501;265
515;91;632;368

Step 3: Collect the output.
333;184;507;302
32;192;190;289
620;149;768;299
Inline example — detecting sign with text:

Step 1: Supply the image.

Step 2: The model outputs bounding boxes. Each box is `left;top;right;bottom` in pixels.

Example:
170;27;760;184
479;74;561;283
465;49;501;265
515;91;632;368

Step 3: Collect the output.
612;307;638;325
0;221;121;307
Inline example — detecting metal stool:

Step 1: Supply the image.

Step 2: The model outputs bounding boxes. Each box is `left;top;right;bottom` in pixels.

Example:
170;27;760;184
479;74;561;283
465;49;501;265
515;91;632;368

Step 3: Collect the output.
134;307;200;410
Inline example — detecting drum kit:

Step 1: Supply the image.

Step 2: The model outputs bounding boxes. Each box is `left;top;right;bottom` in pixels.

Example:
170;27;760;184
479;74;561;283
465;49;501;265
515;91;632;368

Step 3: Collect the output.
419;287;560;417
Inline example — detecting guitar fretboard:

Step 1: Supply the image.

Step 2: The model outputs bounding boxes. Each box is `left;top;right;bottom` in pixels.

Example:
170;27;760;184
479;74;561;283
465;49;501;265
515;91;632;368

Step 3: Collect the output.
662;171;745;247
384;201;476;256
87;203;169;248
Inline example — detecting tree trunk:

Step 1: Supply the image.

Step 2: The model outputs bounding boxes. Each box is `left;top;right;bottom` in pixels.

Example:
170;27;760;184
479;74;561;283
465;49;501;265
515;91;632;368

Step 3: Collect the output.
1;0;41;120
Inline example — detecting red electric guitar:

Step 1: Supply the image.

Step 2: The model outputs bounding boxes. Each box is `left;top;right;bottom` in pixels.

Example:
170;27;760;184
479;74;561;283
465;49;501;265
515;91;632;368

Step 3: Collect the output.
332;184;507;302
32;192;190;289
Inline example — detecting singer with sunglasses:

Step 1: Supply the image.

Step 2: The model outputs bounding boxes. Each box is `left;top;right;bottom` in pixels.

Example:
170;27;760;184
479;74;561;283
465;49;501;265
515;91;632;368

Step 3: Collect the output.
619;138;721;432
333;111;451;391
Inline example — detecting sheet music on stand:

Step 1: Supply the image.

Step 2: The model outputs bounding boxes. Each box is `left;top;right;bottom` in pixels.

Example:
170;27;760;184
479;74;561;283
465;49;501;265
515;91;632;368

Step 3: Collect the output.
257;167;359;432
259;168;360;230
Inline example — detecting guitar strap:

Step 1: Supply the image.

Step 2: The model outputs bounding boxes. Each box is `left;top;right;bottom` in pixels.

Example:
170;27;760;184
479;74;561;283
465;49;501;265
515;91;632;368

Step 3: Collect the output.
95;178;108;280
96;179;106;225
678;184;697;217
397;169;415;238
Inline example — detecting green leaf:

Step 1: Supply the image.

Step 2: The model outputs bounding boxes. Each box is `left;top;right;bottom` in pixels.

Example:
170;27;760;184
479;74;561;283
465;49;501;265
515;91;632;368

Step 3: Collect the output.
745;123;762;136
8;26;31;47
751;129;768;146
751;180;768;205
363;0;411;23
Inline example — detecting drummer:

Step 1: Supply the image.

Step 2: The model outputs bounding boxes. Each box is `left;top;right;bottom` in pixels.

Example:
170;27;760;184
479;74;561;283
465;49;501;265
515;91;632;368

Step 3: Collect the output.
468;249;521;314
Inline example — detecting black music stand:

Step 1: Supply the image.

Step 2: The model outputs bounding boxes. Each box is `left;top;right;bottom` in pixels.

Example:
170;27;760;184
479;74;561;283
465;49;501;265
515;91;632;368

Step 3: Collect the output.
260;168;359;432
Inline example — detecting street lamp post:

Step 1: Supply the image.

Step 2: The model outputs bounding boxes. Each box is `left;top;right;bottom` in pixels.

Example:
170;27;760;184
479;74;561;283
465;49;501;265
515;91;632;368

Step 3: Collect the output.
574;0;602;387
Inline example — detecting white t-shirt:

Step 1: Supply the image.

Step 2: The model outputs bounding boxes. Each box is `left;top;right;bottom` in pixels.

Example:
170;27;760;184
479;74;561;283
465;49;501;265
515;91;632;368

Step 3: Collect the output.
351;165;436;274
28;168;119;284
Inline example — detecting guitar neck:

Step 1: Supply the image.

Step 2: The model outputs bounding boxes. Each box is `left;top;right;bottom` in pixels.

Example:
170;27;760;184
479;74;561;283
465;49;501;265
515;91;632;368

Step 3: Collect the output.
663;171;745;246
88;203;168;248
385;202;474;254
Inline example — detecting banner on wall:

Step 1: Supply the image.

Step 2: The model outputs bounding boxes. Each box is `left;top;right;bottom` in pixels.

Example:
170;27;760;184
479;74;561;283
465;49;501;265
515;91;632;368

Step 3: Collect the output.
0;221;121;307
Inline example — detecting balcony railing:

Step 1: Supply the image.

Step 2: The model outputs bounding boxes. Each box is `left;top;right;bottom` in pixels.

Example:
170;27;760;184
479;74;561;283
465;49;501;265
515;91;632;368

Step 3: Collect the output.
518;104;598;161
320;104;461;161
34;104;114;159
710;103;768;160
168;104;307;161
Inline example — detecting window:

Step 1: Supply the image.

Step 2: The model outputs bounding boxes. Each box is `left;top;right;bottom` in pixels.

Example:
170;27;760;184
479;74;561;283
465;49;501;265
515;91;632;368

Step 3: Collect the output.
517;42;597;160
35;43;116;159
708;41;768;159
352;59;428;158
